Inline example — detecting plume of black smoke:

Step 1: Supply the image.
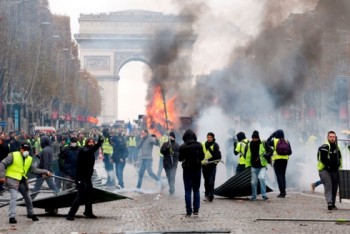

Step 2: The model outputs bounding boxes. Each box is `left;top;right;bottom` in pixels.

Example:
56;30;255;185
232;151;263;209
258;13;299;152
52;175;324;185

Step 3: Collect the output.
145;1;207;117
184;0;350;120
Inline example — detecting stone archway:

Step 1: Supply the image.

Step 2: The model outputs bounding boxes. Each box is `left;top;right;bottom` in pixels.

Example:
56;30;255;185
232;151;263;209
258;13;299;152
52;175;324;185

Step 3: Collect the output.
75;10;194;124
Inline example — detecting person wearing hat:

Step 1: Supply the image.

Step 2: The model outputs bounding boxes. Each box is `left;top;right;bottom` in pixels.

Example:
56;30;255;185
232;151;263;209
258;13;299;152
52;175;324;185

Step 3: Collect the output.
245;130;273;201
160;131;180;195
0;143;53;224
201;132;222;202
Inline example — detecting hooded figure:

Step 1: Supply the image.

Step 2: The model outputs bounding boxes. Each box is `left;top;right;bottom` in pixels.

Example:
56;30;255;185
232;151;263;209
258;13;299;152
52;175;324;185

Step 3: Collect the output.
267;129;290;198
179;129;205;217
31;136;59;200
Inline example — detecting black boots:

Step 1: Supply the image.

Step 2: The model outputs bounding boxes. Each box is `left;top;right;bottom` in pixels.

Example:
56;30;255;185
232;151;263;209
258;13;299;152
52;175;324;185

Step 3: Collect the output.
27;214;39;221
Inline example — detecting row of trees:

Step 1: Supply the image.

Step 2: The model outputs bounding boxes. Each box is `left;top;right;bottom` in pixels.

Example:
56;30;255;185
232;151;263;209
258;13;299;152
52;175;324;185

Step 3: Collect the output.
0;0;101;131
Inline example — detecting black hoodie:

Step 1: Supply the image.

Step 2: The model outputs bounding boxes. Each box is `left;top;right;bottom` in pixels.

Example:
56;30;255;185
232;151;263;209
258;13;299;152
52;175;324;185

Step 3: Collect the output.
179;129;205;170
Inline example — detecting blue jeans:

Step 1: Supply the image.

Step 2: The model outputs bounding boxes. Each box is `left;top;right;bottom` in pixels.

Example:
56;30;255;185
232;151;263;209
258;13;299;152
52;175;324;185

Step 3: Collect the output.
251;167;267;198
31;175;59;200
115;160;126;188
136;159;159;189
183;169;201;215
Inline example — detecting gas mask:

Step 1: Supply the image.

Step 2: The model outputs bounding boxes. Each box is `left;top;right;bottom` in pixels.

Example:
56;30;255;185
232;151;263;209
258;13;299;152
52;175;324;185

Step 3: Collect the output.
22;151;29;157
71;143;77;147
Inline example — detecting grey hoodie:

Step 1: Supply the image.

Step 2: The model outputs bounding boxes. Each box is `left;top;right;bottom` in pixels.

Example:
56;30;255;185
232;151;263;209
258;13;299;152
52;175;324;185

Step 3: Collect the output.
39;136;53;171
137;134;158;159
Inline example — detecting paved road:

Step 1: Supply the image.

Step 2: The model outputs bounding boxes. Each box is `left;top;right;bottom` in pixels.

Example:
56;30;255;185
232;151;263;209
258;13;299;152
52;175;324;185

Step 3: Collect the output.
1;161;350;234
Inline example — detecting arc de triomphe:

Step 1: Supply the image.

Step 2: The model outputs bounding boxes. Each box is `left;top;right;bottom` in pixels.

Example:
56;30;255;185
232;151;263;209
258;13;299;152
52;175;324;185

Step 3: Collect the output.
75;10;194;124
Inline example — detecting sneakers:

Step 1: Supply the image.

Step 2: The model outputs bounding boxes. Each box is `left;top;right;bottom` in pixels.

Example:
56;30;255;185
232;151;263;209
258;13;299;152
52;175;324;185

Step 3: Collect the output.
83;212;97;219
277;194;286;198
193;211;198;216
27;214;39;221
262;196;269;201
9;218;17;224
250;196;256;201
332;205;338;210
185;214;191;218
311;183;316;193
66;216;75;221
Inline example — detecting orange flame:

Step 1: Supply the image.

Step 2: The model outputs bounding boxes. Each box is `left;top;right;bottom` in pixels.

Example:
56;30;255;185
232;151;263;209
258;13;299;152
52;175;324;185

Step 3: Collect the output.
146;86;178;136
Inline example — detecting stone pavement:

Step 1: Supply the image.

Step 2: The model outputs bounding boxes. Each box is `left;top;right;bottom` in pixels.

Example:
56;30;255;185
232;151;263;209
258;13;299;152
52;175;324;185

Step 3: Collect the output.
1;161;350;234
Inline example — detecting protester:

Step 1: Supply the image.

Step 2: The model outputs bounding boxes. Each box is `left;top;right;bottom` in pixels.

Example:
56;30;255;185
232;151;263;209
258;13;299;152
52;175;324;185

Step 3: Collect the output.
66;136;104;220
135;129;160;190
179;129;204;217
245;130;273;201
0;143;52;224
317;131;342;210
160;132;180;195
31;136;59;199
202;132;222;202
267;129;292;198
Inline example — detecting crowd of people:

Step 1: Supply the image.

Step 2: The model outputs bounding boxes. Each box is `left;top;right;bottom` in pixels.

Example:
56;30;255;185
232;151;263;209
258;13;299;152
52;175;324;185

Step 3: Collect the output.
0;126;344;223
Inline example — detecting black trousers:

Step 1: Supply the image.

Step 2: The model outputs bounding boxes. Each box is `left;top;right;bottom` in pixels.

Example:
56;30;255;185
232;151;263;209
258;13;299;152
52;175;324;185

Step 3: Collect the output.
202;166;217;200
274;159;288;195
68;180;93;217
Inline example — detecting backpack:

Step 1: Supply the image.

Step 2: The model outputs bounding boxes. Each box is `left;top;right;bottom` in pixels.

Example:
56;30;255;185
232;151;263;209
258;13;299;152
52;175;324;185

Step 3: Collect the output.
276;138;292;155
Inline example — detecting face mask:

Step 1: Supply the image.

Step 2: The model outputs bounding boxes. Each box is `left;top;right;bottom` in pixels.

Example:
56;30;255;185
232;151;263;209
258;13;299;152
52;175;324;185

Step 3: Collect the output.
71;143;77;147
22;151;29;157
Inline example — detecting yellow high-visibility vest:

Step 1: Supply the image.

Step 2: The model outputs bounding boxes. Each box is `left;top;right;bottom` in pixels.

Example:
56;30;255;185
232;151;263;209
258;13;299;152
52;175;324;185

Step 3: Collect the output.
6;152;33;180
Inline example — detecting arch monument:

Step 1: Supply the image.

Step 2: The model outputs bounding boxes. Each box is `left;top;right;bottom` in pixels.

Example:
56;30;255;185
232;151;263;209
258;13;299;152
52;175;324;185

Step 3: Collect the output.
75;10;195;124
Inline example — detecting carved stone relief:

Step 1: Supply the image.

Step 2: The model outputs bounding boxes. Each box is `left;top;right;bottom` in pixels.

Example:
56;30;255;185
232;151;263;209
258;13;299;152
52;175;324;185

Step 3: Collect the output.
84;56;110;71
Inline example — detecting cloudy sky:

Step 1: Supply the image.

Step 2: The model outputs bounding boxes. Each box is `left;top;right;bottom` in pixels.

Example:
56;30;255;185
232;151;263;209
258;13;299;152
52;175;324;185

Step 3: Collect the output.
47;0;265;122
48;0;178;122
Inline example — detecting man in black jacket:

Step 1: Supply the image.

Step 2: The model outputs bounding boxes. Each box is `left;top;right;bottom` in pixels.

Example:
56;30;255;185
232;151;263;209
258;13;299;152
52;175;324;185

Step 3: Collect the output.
66;136;103;220
318;131;342;210
111;131;128;189
179;129;205;217
202;132;221;202
160;132;180;195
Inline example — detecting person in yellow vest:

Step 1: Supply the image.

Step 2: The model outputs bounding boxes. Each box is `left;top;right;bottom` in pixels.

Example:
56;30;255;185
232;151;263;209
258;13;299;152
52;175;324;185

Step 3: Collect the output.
157;134;169;178
317;131;342;210
234;132;249;174
245;130;273;201
102;129;114;186
0;143;53;224
77;133;86;147
267;129;292;198
202;132;221;202
127;131;139;167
